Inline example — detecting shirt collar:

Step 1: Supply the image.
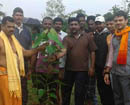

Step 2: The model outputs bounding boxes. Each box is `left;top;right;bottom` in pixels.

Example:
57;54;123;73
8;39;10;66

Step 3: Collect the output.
15;24;23;34
15;24;23;29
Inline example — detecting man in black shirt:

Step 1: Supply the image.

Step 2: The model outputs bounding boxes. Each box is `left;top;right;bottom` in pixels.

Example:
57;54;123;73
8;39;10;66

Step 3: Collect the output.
94;16;115;105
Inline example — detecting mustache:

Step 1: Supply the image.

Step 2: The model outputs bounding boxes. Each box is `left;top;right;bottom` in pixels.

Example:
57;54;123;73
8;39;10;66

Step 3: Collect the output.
9;31;14;33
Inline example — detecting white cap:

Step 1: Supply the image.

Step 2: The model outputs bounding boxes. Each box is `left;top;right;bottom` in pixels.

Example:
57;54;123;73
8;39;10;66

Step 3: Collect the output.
95;16;105;23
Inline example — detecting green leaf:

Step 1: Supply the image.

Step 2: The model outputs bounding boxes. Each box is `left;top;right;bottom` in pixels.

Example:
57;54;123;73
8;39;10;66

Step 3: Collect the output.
38;89;46;98
49;93;57;99
46;45;57;55
42;58;48;62
32;32;48;48
48;28;64;48
52;69;59;73
54;80;65;85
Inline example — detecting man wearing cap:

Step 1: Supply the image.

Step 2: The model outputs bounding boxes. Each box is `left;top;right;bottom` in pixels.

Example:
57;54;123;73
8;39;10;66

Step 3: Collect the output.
94;16;115;105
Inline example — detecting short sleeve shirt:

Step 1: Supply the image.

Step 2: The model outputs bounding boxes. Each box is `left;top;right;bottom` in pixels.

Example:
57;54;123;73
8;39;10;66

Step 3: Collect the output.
63;33;97;71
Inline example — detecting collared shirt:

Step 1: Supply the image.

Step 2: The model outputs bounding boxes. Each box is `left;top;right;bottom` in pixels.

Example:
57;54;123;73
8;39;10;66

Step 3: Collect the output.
58;30;67;40
63;32;97;71
14;24;32;73
14;25;32;50
58;30;67;68
106;32;130;76
15;24;23;34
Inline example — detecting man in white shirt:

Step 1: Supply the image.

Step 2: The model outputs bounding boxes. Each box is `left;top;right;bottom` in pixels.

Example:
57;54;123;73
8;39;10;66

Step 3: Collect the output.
53;17;67;105
53;17;67;77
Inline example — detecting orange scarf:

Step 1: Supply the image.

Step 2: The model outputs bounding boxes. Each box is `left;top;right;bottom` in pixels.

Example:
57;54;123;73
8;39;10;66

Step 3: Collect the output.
115;26;130;65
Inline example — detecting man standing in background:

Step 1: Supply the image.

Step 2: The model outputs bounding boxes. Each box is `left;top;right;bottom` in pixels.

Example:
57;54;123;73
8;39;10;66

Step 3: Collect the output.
13;7;32;105
53;17;67;79
94;16;115;105
53;17;67;105
86;15;98;105
76;13;86;34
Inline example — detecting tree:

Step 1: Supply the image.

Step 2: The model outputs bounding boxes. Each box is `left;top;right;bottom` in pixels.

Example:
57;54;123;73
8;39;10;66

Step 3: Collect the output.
104;12;113;20
44;0;65;19
110;5;121;14
66;9;87;17
0;3;5;17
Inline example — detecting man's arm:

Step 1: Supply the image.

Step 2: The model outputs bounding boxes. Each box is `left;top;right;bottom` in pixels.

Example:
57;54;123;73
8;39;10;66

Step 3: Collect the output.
23;43;47;58
56;48;67;59
47;48;67;62
48;36;68;62
88;51;95;77
104;39;114;85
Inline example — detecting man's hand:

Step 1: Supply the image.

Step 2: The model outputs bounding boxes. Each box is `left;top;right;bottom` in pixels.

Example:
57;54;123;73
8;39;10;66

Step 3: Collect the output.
88;67;95;77
47;55;57;63
104;67;111;85
38;42;49;51
59;69;64;80
104;74;110;85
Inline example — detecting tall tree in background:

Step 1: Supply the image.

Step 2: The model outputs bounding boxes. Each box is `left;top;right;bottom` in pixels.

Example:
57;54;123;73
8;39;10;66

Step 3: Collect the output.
67;9;86;17
0;3;5;17
104;12;113;20
44;0;65;19
110;5;121;14
104;1;130;25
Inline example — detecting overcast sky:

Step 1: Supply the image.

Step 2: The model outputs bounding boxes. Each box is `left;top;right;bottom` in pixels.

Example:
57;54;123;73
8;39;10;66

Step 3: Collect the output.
0;0;123;20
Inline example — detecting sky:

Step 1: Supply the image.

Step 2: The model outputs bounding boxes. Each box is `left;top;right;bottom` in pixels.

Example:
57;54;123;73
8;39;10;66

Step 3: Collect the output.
0;0;123;20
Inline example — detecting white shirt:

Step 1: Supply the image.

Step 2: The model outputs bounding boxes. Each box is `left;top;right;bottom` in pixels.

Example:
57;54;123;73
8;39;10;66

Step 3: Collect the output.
15;24;23;34
58;30;67;68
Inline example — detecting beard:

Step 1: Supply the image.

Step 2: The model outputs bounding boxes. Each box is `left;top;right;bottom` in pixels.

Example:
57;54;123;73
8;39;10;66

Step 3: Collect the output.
70;29;79;35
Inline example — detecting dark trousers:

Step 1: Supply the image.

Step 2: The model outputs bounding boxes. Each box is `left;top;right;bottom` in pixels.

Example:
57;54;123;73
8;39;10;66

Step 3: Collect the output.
112;74;130;105
21;77;28;105
21;63;28;105
95;66;115;105
62;71;88;105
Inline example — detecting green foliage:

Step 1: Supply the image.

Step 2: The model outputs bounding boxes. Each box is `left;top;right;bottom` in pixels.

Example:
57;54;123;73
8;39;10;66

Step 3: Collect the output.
27;80;40;105
29;28;65;105
46;45;57;55
32;28;64;51
49;93;57;99
38;89;46;99
44;0;65;18
66;9;87;18
0;3;5;17
32;31;48;48
47;29;64;48
110;5;121;14
104;12;114;21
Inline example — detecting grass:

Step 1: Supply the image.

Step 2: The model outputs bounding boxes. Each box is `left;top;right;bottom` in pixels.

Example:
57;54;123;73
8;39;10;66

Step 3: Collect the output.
27;80;102;105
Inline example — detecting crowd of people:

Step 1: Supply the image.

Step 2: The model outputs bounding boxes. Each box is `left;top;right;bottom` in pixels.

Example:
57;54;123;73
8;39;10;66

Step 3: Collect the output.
0;7;130;105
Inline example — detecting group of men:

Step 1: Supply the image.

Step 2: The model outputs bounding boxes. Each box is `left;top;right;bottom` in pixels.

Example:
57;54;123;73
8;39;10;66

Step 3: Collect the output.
0;6;130;105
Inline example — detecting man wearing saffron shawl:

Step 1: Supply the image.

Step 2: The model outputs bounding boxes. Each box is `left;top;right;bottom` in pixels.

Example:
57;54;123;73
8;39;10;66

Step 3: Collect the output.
104;10;130;105
0;16;47;105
